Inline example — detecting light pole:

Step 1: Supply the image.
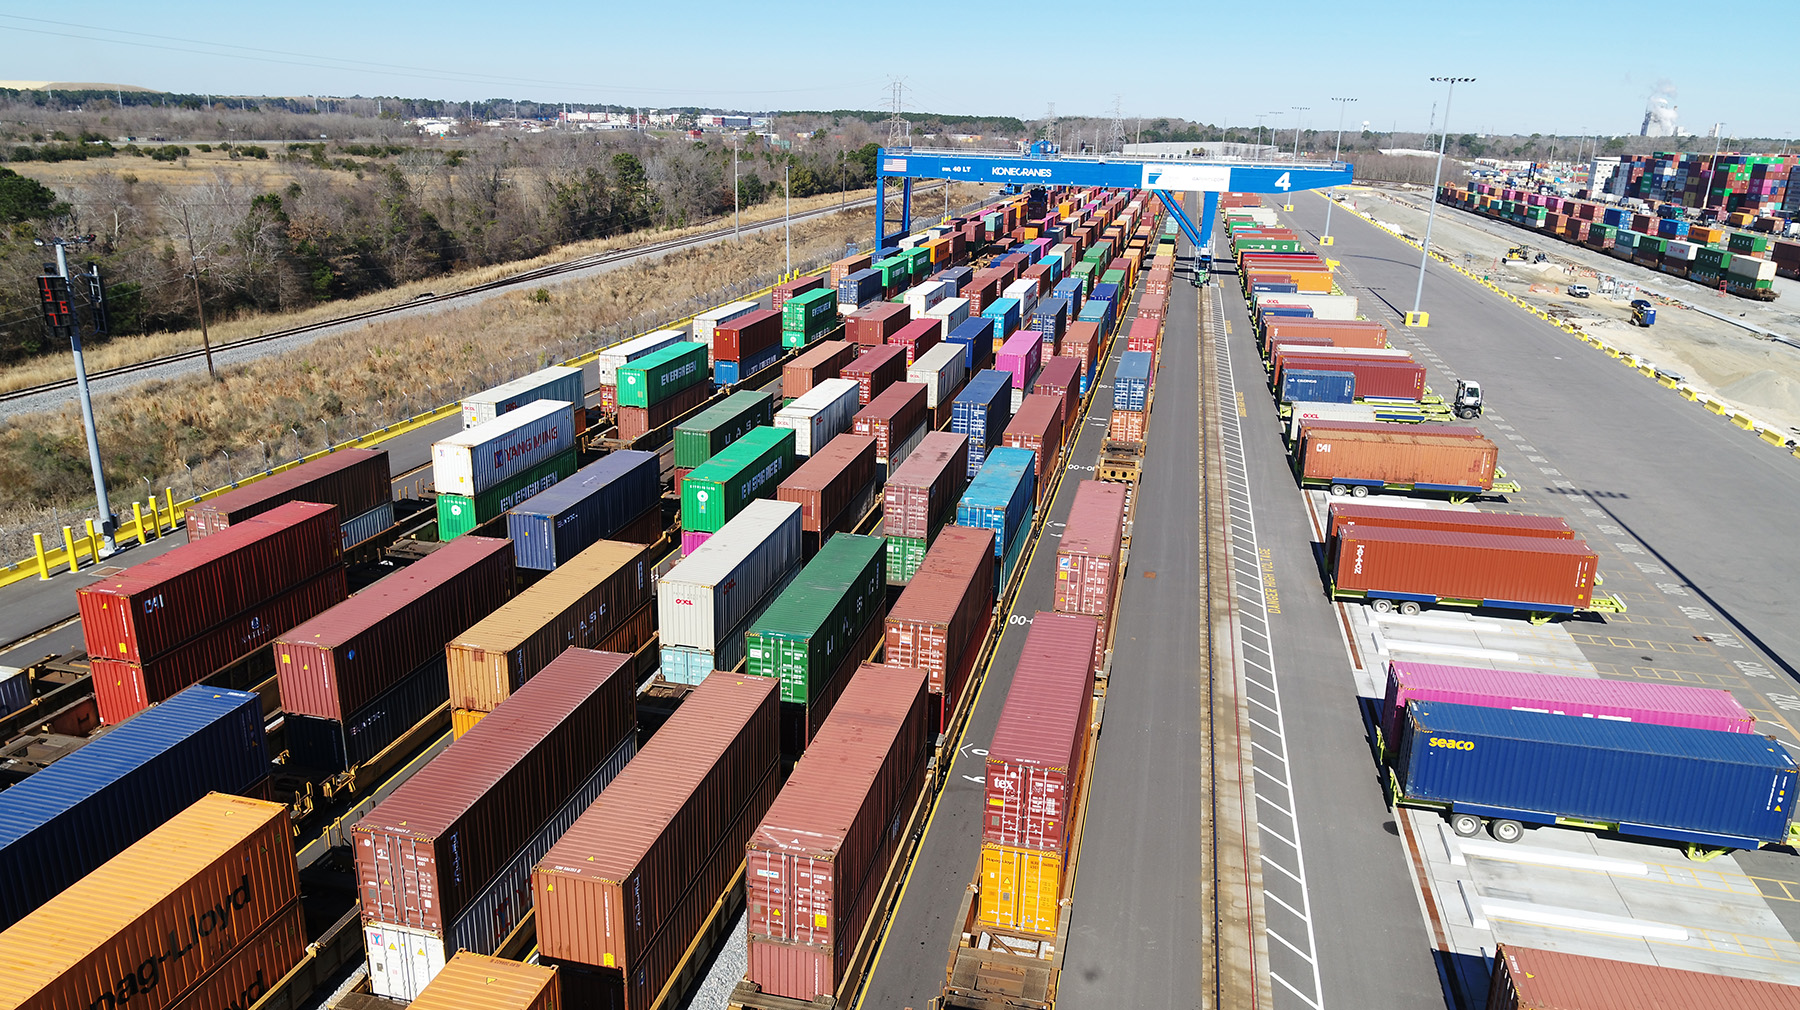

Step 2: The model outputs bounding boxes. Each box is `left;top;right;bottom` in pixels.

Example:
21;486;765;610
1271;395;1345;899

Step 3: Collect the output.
1321;97;1357;245
1706;126;1727;218
1291;106;1309;160
732;142;740;241
1409;76;1475;327
38;237;118;555
784;163;791;276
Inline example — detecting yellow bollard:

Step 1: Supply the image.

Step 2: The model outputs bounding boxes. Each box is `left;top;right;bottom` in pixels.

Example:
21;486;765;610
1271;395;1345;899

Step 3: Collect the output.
166;489;176;531
63;526;79;574
34;533;48;580
85;518;99;562
147;497;160;537
134;503;147;546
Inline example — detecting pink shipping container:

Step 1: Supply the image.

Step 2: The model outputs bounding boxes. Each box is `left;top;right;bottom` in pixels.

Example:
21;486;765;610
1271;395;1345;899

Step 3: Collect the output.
882;433;969;540
1032;357;1081;438
682;530;712;556
846;304;910;346
889;318;942;365
79;501;343;666
1380;661;1755;752
996;330;1042;393
777;434;877;534
884;526;995;737
838;344;906;405
852;382;927;466
983;612;1099;853
745;665;930;1002
275;536;515;720
184;448;390;540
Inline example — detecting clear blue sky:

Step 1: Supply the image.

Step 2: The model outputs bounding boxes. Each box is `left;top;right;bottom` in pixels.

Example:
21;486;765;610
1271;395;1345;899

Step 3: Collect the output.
4;1;1795;140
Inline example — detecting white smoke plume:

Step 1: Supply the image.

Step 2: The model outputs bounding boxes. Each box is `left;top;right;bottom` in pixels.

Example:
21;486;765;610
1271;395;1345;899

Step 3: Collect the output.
1640;80;1678;137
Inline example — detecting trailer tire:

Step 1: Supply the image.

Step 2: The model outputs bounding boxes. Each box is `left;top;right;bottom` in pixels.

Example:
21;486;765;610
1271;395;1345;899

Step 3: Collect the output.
1399;601;1422;616
1449;813;1482;837
1370;598;1395;614
1489;819;1524;843
1350;485;1370;498
1330;484;1349;496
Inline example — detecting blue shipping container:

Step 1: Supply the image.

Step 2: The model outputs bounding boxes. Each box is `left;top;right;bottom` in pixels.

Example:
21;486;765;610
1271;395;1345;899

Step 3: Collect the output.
507;450;661;570
0;685;270;929
1280;369;1356;405
714;340;784;386
957;447;1036;566
938;266;973;296
839;269;883;309
287;657;447;773
1090;282;1120;305
1260;305;1314;321
0;666;28;717
1078;298;1116;337
1398;701;1799;848
1251;281;1299;294
983;297;1022;339
1053;278;1084;318
947;317;996;374
951;370;1014;478
1030;296;1070;345
1114;352;1153;411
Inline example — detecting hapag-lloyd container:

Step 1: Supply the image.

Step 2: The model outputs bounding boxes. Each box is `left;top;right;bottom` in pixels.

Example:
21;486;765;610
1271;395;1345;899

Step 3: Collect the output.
462;366;584;428
616;341;708;408
80;501;342;666
0;793;298;1010
785;340;857;400
854;382;928;466
403;952;560;1010
432;399;575;498
504;450;661;571
166;900;306;1010
712;309;782;364
1327;503;1572;547
883;432;969;540
776;378;860;456
984;613;1098;853
746;665;930;1002
276;536;515;720
184;449;390;541
675;391;776;469
681;426;798;534
1381;661;1755;752
1032;356;1081;436
778;434;877;535
908;342;967;411
1002;396;1063;507
746;534;887;705
884;526;995;735
693;300;760;356
947;317;996;374
596;329;686;388
847;303;910;346
1298;428;1500;491
659;500;802;654
1334;527;1598;611
840;344;906;405
534;674;780;1010
890;318;942;366
1055;481;1126;619
951;371;1013;477
0;685;270;930
996;329;1042;394
1487;942;1800;1009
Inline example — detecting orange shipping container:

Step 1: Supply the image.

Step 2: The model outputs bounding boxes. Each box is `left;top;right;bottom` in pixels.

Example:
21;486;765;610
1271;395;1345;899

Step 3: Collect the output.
1261;318;1389;350
453;600;652;738
978;843;1063;936
0;793;299;1010
409;952;560;1010
1108;409;1147;442
166;901;307;1010
1297;428;1500;491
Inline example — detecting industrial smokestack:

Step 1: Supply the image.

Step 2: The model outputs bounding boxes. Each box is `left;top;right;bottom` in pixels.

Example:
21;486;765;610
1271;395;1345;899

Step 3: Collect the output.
1641;81;1679;138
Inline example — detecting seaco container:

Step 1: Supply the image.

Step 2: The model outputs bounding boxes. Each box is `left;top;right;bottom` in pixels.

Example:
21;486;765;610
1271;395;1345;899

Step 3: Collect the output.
355;650;636;998
883;432;969;540
433;399;575;499
659;500;802;657
0;686;270;930
79;501;342;666
783;288;839;346
682;426;797;534
908;342;967;411
276;536;515;720
462;366;583;428
778;434;877;535
854;382;928;469
957;447;1036;570
1487;942;1800;1009
951;370;1013;478
884;526;995;736
1114;351;1153;411
776;378;860;456
946;317;996;374
1327;503;1572;548
746;665;930;1002
746;534;886;705
1397;701;1799;846
675;391;776;469
184;449;389;541
984;613;1099;853
534;673;781;1010
446;540;652;712
839;343;906;405
0;793;298;1010
1381;661;1755;753
616;341;708;409
407;952;560;1010
1002;395;1063;507
1055;480;1126;618
505;449;661;571
1299;428;1500;491
784;340;857;400
1334;527;1598;611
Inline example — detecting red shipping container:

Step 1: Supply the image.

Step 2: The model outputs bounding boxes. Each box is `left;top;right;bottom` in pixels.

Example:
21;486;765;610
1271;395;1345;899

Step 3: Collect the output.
185;449;390;540
983;612;1098;853
1269;343;1409;384
829;255;872;287
884;526;995;735
1055;481;1126;620
1032;357;1080;438
1108;408;1147;442
1261;318;1389;350
355;649;637;936
616;381;709;441
1001;395;1064;508
882;432;969;540
890;318;942;365
275;536;514;720
79;501;343;666
1275;355;1426;401
1333;526;1598;610
746;665;929;1002
1326;503;1573;545
964;271;1002;313
1298;420;1482;441
771;277;824;311
1060;320;1099;375
1127;316;1161;354
846;303;910;346
785;341;857;400
534;673;780;1010
1298;427;1498;490
777;434;877;534
853;382;927;465
839;343;906;405
1487;942;1800;1009
1138;291;1168;323
93;566;348;725
1266;336;1334;356
1022;263;1052;295
713;308;782;363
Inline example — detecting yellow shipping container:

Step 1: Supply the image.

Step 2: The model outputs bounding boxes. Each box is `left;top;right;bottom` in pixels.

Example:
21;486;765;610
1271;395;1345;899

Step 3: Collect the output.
411;952;560;1010
452;707;488;738
977;843;1063;937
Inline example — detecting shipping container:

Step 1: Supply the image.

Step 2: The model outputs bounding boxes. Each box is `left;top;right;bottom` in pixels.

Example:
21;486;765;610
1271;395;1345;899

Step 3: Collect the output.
405;952;560;1010
1002;396;1063;507
437;449;577;540
977;842;1062;936
0;793;298;1010
837;269;883;311
276;536;515;720
1260;318;1389;351
902;280;948;319
184;449;390;541
1486;943;1800;1009
659;499;802;654
712;309;782;364
983;298;1021;339
889;318;942;366
984;613;1098;855
885;526;995;736
285;655;449;773
616;342;708;409
853;382;928;469
1275;355;1425;402
342;501;397;550
1279;369;1356;405
1326;503;1572;549
534;673;781;1010
1298;427;1501;493
783;288;841;346
839;343;906;405
847;303;910;346
681;426;798;534
1114;352;1153;411
746;534;886;705
714;339;785;386
463;366;584;428
951;371;1013;478
996;330;1043;394
829;254;873;287
1055;480;1126;622
597;330;687;389
0;667;28;717
1334;526;1598;613
674;392;776;469
614;382;710;443
907;341;967;411
693;300;761;356
883;432;969;540
1059;320;1099;386
778;434;877;535
925;296;970;334
957;447;1036;586
1032;357;1081;436
505;450;661;570
165;900;306;1010
660;562;798;686
946;317;996;374
784;340;857;400
776;378;861;457
433;399;576;500
772;276;824;312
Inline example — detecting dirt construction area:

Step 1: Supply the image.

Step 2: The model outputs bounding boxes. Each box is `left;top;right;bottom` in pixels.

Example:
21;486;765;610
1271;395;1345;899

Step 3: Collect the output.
1333;185;1800;440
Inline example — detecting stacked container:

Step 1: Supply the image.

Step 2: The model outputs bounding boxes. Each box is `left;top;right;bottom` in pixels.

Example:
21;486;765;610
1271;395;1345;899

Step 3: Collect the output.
713;308;784;385
615;340;710;439
692;300;760;360
839;343;906;405
951;370;1014;478
462;366;584;430
908;341;968;419
772;276;824;310
505;450;661;570
925;295;971;334
777;433;878;547
884;526;996;737
1033;356;1081;438
675;391;775;478
946;316;996;377
853;381;929;480
783;288;840;347
889;318;942;365
784;340;857;402
680;426;798;554
882;432;970;585
658;500;803;683
1054;481;1127;675
1060;319;1100;392
432;399;577;538
957;447;1037;592
847;303;910;347
1001;395;1064;508
184;448;392;549
596;329;686;413
997;330;1043;413
776;378;860;457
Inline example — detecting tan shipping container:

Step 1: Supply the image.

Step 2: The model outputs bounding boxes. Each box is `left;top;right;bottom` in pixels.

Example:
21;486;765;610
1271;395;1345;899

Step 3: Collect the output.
0;793;298;1010
1488;942;1800;1008
166;900;307;1010
408;952;560;1010
447;540;654;712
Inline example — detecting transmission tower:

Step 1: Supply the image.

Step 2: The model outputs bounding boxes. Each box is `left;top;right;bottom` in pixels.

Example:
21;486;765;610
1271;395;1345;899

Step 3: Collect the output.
884;79;911;148
1108;95;1128;153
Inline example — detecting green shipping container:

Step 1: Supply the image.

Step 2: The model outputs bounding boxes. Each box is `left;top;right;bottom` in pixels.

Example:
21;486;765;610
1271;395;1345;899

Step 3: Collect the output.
1072;261;1098;285
904;247;932;280
745;533;886;703
1730;233;1772;254
874;257;911;289
782;287;838;334
617;341;708;409
681;426;797;533
886;535;928;586
1100;269;1127;288
674;390;775;469
437;448;578;540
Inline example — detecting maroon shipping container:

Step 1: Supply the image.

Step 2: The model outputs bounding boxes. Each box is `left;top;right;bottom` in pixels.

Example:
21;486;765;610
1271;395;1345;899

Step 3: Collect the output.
79;501;343;666
1332;526;1598;610
776;434;877;534
852;383;927;466
185;449;390;540
884;526;995;735
845;303;910;346
882;432;970;540
785;341;857;400
1032;357;1081;437
1486;942;1800;1009
746;665;930;1002
771;276;824;311
714;308;782;363
1055;481;1126;619
1138;291;1168;323
1274;354;1426;401
964;271;1002;313
1298;428;1499;490
1298;420;1483;441
275;536;515;720
1001;395;1064;508
617;381;709;441
1326;504;1573;545
984;612;1098;853
889;319;942;366
1265;336;1334;357
838;344;906;405
354;649;636;936
782;607;885;760
93;566;348;725
1022;263;1052;295
534;673;780;1010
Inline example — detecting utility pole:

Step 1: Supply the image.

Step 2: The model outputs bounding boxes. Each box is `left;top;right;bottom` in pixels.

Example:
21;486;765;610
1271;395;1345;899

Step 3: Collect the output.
1706;126;1727;216
180;205;218;379
1291;105;1310;159
1410;76;1475;327
1322;97;1357;245
36;238;117;556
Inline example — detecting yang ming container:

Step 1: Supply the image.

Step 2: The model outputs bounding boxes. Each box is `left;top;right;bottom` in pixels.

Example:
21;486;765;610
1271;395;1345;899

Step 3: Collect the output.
432;399;575;498
776;378;860;456
884;526;995;736
0;685;270;930
746;534;886;706
681;426;798;534
184;449;390;541
675;391;776;470
505;450;661;570
658;500;802;671
984;612;1099;853
777;434;877;535
616;341;708;409
951;371;1013;477
462;366;583;428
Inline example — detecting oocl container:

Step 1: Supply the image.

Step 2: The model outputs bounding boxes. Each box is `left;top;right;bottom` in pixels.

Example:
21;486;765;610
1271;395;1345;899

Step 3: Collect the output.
432;399;575;498
883;432;969;540
839;343;906;405
505;450;661;571
776;378;860;456
777;434;877;535
462;366;584;428
1334;527;1598;612
675;391;776;469
659;500;802;661
951;371;1013;477
890;318;942;366
746;534;886;706
984;612;1099;853
405;952;560;1010
616;341;708;409
1486;942;1800;1009
784;340;856;400
1001;395;1063;507
853;382;928;471
681;426;798;534
908;341;967;412
184;449;390;541
846;303;910;346
884;526;995;737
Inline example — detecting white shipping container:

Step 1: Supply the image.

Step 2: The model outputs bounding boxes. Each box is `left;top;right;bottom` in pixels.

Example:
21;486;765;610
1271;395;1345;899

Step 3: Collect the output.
925;296;971;333
1664;240;1697;261
1049;243;1075;266
903;281;948;319
899;234;928;250
692;300;761;354
1286;402;1384;442
1003;279;1039;319
596;328;686;386
908;341;967;410
461;365;584;428
658;500;802;652
432;399;575;497
1728;254;1776;281
1262;293;1358;320
775;378;859;456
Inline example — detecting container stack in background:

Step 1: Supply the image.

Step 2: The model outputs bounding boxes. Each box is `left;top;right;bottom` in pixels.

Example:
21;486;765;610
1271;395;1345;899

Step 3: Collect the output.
595;327;685;414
